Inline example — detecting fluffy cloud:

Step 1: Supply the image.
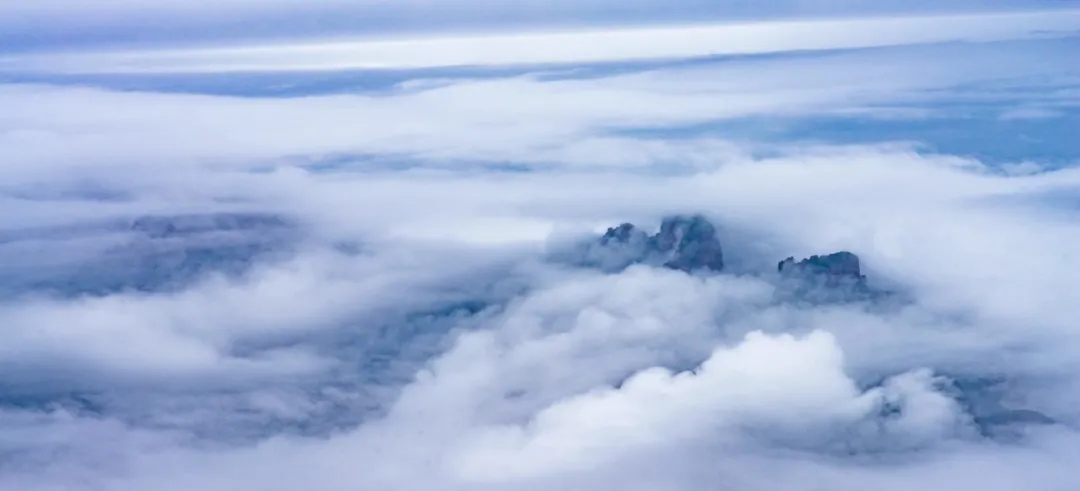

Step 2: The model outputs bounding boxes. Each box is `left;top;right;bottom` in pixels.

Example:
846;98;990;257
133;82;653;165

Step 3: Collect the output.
5;146;1080;489
449;331;965;482
1;17;1079;491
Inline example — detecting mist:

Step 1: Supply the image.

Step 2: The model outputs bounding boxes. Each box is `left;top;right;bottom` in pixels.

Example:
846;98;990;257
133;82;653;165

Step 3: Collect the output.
2;4;1079;491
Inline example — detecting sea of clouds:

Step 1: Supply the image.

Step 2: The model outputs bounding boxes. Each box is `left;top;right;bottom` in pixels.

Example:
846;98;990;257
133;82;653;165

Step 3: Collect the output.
1;5;1080;490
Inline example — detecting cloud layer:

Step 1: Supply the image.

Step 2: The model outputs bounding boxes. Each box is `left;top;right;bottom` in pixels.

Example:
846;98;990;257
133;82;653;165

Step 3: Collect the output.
5;10;1079;74
3;0;1075;50
1;10;1079;491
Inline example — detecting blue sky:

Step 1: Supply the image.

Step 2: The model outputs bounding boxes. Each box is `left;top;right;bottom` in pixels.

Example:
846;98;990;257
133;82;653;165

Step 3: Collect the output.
2;2;1080;491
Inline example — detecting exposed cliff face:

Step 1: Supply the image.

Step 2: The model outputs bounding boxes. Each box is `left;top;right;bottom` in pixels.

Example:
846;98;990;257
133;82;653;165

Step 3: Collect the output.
778;251;864;279
588;216;875;292
651;215;726;273
776;251;872;302
580;215;870;300
586;215;724;273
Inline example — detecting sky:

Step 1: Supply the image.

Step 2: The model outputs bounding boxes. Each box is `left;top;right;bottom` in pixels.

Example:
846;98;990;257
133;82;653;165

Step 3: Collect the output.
2;1;1080;490
1;0;1074;50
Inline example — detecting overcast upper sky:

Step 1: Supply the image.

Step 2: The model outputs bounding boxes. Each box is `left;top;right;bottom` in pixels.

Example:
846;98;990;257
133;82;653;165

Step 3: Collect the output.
2;0;1076;50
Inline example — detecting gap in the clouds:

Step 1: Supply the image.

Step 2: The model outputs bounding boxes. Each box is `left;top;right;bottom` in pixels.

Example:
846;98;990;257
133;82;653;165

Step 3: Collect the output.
290;155;707;177
292;154;538;175
616;106;1080;168
0;61;681;97
7;36;1070;98
0;45;950;96
0;67;523;98
6;38;1070;173
0;212;301;299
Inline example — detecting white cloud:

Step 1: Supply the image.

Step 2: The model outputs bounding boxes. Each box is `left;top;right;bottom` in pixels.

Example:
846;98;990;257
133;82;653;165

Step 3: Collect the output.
449;330;964;482
1;38;1073;188
1;19;1079;491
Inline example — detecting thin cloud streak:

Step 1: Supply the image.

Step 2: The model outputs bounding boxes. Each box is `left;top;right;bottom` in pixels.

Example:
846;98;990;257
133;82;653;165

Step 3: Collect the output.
1;38;1074;184
2;10;1078;74
2;0;1071;51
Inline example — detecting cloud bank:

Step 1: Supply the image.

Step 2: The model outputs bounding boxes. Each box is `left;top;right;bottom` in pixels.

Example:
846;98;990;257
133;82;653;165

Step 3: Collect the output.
1;8;1079;491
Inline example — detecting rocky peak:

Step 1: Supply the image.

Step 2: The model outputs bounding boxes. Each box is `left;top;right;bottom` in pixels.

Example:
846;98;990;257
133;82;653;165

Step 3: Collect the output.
580;215;724;273
650;215;724;273
775;251;871;302
601;223;646;246
778;251;863;279
585;217;880;289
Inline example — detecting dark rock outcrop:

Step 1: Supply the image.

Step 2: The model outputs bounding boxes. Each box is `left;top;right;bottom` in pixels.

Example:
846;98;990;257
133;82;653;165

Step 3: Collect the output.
577;216;884;304
651;215;725;273
600;223;643;245
582;215;724;273
582;216;877;299
774;251;872;303
778;251;866;285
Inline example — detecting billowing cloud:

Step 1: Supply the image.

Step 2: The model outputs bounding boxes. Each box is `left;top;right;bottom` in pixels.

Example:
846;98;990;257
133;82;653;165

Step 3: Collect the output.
450;331;965;482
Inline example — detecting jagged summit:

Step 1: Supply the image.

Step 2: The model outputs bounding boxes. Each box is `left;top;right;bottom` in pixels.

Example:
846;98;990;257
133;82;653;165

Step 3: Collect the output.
651;215;725;273
775;251;872;303
587;215;724;273
585;216;876;290
581;216;875;303
778;251;866;283
600;223;641;245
